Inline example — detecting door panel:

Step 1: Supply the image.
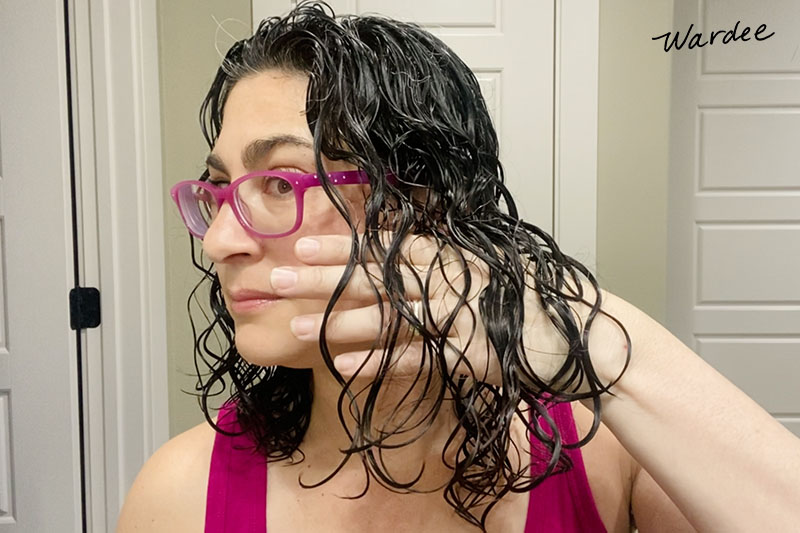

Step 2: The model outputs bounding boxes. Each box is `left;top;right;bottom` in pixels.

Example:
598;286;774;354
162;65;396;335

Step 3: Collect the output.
0;0;83;530
669;0;800;436
358;0;497;27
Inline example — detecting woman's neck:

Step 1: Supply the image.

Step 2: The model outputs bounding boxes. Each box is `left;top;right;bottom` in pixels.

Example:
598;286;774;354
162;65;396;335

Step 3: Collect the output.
291;364;462;493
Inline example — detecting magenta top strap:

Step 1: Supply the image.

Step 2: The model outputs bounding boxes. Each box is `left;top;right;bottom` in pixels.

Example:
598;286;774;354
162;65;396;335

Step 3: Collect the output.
205;401;268;532
524;401;607;532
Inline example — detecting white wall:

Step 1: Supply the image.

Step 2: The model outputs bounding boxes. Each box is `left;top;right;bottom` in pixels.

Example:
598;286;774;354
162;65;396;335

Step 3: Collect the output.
596;0;674;324
157;0;253;436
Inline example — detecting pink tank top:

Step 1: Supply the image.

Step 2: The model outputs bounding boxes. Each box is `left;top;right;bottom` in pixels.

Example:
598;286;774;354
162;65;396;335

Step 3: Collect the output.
205;401;607;532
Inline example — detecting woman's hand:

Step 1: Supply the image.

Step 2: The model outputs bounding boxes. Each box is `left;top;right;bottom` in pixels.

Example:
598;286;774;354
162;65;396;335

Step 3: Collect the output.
271;232;582;390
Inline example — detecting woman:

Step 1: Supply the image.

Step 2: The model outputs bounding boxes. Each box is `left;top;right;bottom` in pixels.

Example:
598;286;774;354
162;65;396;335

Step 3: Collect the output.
118;3;800;532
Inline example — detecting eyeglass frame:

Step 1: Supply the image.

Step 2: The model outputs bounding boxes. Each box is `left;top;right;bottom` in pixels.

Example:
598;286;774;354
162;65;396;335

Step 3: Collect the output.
170;169;397;239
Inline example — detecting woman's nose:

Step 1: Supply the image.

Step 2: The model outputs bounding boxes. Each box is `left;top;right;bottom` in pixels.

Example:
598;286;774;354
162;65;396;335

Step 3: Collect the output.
202;201;261;263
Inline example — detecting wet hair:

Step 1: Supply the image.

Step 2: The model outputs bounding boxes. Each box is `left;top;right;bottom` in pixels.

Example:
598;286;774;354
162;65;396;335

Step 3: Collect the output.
188;1;631;530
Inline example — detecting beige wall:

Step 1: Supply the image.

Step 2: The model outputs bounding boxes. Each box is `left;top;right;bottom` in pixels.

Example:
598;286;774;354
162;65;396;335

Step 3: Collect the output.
597;0;674;325
158;0;674;434
157;0;252;437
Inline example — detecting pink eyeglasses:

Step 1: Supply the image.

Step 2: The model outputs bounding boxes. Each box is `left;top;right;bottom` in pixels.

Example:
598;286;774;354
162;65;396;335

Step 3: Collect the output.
170;169;396;239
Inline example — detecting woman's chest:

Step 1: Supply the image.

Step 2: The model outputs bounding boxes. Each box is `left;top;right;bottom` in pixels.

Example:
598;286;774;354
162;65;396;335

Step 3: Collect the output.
265;431;632;533
571;402;635;533
264;473;531;533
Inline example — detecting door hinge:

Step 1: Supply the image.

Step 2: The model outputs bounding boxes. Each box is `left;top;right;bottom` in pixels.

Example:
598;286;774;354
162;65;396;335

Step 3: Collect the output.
69;287;101;330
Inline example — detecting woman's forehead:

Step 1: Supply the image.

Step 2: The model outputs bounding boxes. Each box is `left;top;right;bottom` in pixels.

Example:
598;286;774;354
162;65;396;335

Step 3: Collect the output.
214;71;313;165
224;70;308;123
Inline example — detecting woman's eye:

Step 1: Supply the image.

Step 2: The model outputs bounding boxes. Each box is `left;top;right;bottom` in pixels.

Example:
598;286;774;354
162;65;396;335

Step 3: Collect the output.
262;177;294;196
208;179;230;188
193;188;213;202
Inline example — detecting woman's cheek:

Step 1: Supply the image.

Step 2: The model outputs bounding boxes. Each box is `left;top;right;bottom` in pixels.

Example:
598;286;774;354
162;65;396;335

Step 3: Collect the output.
300;186;368;234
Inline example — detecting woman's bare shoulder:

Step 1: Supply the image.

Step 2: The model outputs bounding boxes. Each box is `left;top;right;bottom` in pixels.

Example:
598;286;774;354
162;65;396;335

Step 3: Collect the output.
116;418;218;532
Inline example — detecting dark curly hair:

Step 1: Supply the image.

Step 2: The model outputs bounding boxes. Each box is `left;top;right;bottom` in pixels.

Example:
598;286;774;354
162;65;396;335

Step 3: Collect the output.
187;1;631;530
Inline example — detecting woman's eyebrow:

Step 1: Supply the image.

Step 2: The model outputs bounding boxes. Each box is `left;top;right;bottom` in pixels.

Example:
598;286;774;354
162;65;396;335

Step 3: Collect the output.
205;135;313;175
205;153;228;174
241;134;313;170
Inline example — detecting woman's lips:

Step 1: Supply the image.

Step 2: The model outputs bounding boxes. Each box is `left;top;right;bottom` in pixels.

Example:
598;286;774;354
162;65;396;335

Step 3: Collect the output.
230;298;282;313
228;289;282;314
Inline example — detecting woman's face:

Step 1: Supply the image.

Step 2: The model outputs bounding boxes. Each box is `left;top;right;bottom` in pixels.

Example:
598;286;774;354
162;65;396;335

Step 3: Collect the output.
202;69;369;369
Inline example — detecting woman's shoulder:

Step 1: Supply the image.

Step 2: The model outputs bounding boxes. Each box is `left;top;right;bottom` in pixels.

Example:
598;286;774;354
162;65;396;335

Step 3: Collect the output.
116;417;218;532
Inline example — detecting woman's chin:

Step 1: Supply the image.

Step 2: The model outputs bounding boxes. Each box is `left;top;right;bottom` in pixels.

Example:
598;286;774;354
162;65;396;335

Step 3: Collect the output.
233;326;314;368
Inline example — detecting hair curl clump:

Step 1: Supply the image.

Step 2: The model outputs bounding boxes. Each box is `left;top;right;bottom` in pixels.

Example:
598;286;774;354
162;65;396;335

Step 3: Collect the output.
187;2;631;530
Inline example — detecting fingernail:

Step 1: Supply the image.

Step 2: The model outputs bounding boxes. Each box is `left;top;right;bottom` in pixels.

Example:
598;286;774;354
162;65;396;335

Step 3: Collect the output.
290;316;316;339
271;267;297;290
334;356;356;374
296;238;320;259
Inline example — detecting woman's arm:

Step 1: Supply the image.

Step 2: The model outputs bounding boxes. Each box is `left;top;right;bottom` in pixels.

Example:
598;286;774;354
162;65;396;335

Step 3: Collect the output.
578;288;800;532
630;460;698;532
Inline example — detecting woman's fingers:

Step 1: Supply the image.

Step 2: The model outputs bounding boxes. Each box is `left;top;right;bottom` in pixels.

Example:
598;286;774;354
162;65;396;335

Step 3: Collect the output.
291;295;503;384
293;233;443;267
291;296;482;343
272;262;397;300
290;301;397;343
281;232;505;384
272;261;445;301
332;330;501;385
283;234;572;388
275;235;489;303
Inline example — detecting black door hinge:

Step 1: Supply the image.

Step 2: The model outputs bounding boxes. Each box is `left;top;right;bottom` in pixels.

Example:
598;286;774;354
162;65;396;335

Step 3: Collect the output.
69;287;101;330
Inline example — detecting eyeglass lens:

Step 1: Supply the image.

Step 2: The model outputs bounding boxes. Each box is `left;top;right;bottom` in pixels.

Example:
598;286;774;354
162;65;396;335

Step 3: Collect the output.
180;174;297;237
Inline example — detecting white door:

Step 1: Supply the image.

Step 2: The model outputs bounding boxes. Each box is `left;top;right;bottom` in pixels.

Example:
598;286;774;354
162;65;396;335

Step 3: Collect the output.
669;0;800;436
0;0;84;531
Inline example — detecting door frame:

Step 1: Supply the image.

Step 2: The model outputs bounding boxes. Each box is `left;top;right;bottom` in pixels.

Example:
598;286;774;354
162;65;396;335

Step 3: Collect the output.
70;0;169;529
553;0;599;273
